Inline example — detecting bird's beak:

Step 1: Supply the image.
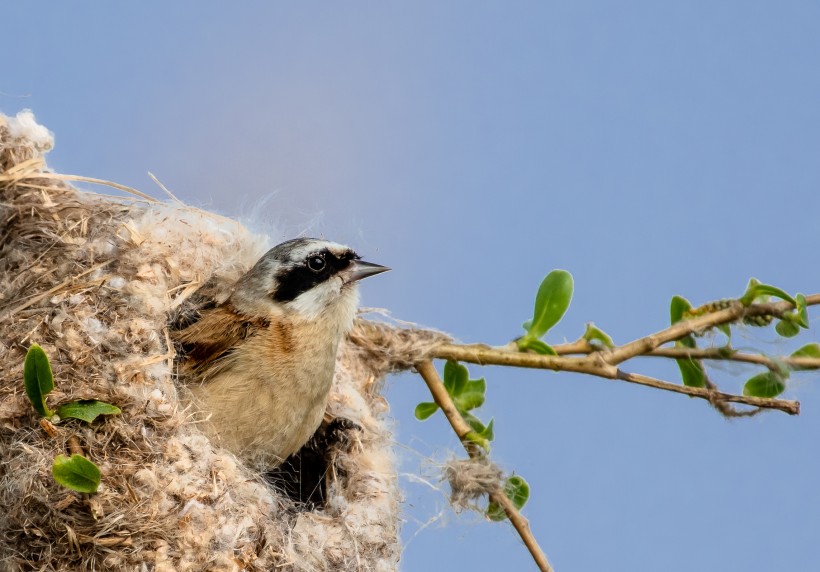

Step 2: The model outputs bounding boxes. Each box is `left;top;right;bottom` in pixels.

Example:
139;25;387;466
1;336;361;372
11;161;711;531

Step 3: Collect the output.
344;260;390;283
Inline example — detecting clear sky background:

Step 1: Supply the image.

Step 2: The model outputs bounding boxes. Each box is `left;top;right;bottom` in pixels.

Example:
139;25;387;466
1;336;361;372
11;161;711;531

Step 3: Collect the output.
4;3;820;570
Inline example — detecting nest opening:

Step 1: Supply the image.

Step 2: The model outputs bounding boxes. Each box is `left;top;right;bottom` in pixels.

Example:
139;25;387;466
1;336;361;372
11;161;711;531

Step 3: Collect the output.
264;416;360;509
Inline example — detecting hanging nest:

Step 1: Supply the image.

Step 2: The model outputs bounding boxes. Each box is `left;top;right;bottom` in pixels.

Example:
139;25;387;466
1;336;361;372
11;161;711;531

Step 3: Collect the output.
0;110;406;571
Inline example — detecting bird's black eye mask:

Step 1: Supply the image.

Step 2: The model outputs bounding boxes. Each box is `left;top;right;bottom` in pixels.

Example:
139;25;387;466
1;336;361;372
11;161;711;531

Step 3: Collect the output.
272;249;358;303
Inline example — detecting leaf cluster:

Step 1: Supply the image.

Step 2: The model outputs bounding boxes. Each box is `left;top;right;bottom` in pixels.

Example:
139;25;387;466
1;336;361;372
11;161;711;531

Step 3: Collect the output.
415;360;494;449
670;279;814;398
23;344;120;493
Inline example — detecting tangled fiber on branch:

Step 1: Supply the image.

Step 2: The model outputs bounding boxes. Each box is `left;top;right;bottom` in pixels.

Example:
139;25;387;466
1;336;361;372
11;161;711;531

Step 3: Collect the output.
442;458;504;513
0;111;402;571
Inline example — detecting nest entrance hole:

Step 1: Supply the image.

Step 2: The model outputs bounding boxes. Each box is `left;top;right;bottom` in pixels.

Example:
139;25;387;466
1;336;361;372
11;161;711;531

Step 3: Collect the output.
264;417;359;508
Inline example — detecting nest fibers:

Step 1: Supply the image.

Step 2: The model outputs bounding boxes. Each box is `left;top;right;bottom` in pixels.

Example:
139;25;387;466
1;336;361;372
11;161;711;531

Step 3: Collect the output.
0;111;403;571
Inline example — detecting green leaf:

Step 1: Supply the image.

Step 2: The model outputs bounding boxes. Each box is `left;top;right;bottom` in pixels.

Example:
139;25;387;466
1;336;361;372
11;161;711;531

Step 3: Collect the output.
670;295;692;325
463;412;486;434
462;413;494;449
670;296;697;349
55;400;121;424
479;418;495;441
739;280;796;307
52;454;101;493
23;344;55;418
526;270;574;339
487;475;531;521
414;401;439;420
717;324;732;338
583;323;614;348
792;343;820;358
522;319;533;331
516;338;557;355
463;430;490;451
795;293;809;328
743;371;787;398
443;360;468;395
454;378;486;412
775;319;800;338
676;358;706;388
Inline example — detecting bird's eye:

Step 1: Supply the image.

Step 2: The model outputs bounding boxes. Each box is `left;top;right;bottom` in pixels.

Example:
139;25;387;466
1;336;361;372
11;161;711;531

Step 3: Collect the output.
307;255;326;272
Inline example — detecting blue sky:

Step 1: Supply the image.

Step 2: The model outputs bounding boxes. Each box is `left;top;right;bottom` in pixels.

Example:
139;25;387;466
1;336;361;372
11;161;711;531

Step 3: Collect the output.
4;3;820;570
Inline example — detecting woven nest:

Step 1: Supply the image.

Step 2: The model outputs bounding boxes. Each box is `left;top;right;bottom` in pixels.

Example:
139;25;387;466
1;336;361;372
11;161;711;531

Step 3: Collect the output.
0;110;409;571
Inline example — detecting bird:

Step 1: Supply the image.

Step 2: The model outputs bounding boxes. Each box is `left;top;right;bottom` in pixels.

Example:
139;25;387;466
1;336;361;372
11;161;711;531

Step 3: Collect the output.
171;237;389;469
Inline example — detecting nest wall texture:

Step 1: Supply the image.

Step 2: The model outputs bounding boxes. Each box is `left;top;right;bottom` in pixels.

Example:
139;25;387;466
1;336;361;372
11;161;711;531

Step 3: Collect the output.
0;111;401;571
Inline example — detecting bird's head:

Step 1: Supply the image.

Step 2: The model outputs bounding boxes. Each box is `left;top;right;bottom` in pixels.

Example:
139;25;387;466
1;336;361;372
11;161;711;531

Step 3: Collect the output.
230;238;389;325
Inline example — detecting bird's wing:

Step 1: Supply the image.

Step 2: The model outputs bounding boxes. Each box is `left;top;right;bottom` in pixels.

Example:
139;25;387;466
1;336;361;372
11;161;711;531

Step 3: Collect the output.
171;304;268;378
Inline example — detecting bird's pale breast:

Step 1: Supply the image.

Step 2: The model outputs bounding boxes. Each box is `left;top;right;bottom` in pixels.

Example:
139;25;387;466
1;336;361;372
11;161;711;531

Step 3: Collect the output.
188;316;340;468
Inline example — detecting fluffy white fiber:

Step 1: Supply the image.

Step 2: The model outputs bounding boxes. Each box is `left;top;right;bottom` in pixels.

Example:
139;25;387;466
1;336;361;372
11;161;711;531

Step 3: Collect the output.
0;111;400;571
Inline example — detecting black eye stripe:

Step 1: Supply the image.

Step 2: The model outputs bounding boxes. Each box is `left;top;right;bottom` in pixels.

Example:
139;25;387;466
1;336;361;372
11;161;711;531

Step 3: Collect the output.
271;248;357;303
272;265;326;303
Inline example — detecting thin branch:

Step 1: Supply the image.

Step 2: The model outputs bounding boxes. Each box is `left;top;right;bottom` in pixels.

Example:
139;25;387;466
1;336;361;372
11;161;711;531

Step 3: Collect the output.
646;347;820;370
432;343;616;376
429;343;799;415
415;360;554;572
605;294;820;365
420;295;820;415
614;371;799;414
532;339;820;370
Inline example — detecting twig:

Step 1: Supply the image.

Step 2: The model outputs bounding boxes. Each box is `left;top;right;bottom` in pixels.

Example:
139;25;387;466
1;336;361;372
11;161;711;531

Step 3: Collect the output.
614;371;799;414
429;343;799;414
646;347;820;370
416;360;554;572
548;341;820;371
605;294;820;365
67;436;84;457
422;295;820;415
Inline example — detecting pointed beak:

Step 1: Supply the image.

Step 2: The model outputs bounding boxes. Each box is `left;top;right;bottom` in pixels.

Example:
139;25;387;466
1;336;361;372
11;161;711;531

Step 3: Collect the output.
344;259;390;283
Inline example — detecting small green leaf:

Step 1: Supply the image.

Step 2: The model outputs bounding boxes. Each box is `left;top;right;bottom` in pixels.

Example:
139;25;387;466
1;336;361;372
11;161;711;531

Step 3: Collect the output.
670;295;692;325
522;319;533;330
792;343;820;358
487;475;531;521
454;378;486;412
717;324;732;338
526;270;574;339
743;371;787;398
463;430;490;451
516;338;557;355
414;402;439;420
463;412;486;434
23;344;55;418
739;280;796;307
795;294;809;328
479;418;495;441
676;358;706;388
443;360;468;395
670;296;697;349
52;454;101;493
775;319;800;338
55;400;121;424
583;323;614;348
461;413;494;449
